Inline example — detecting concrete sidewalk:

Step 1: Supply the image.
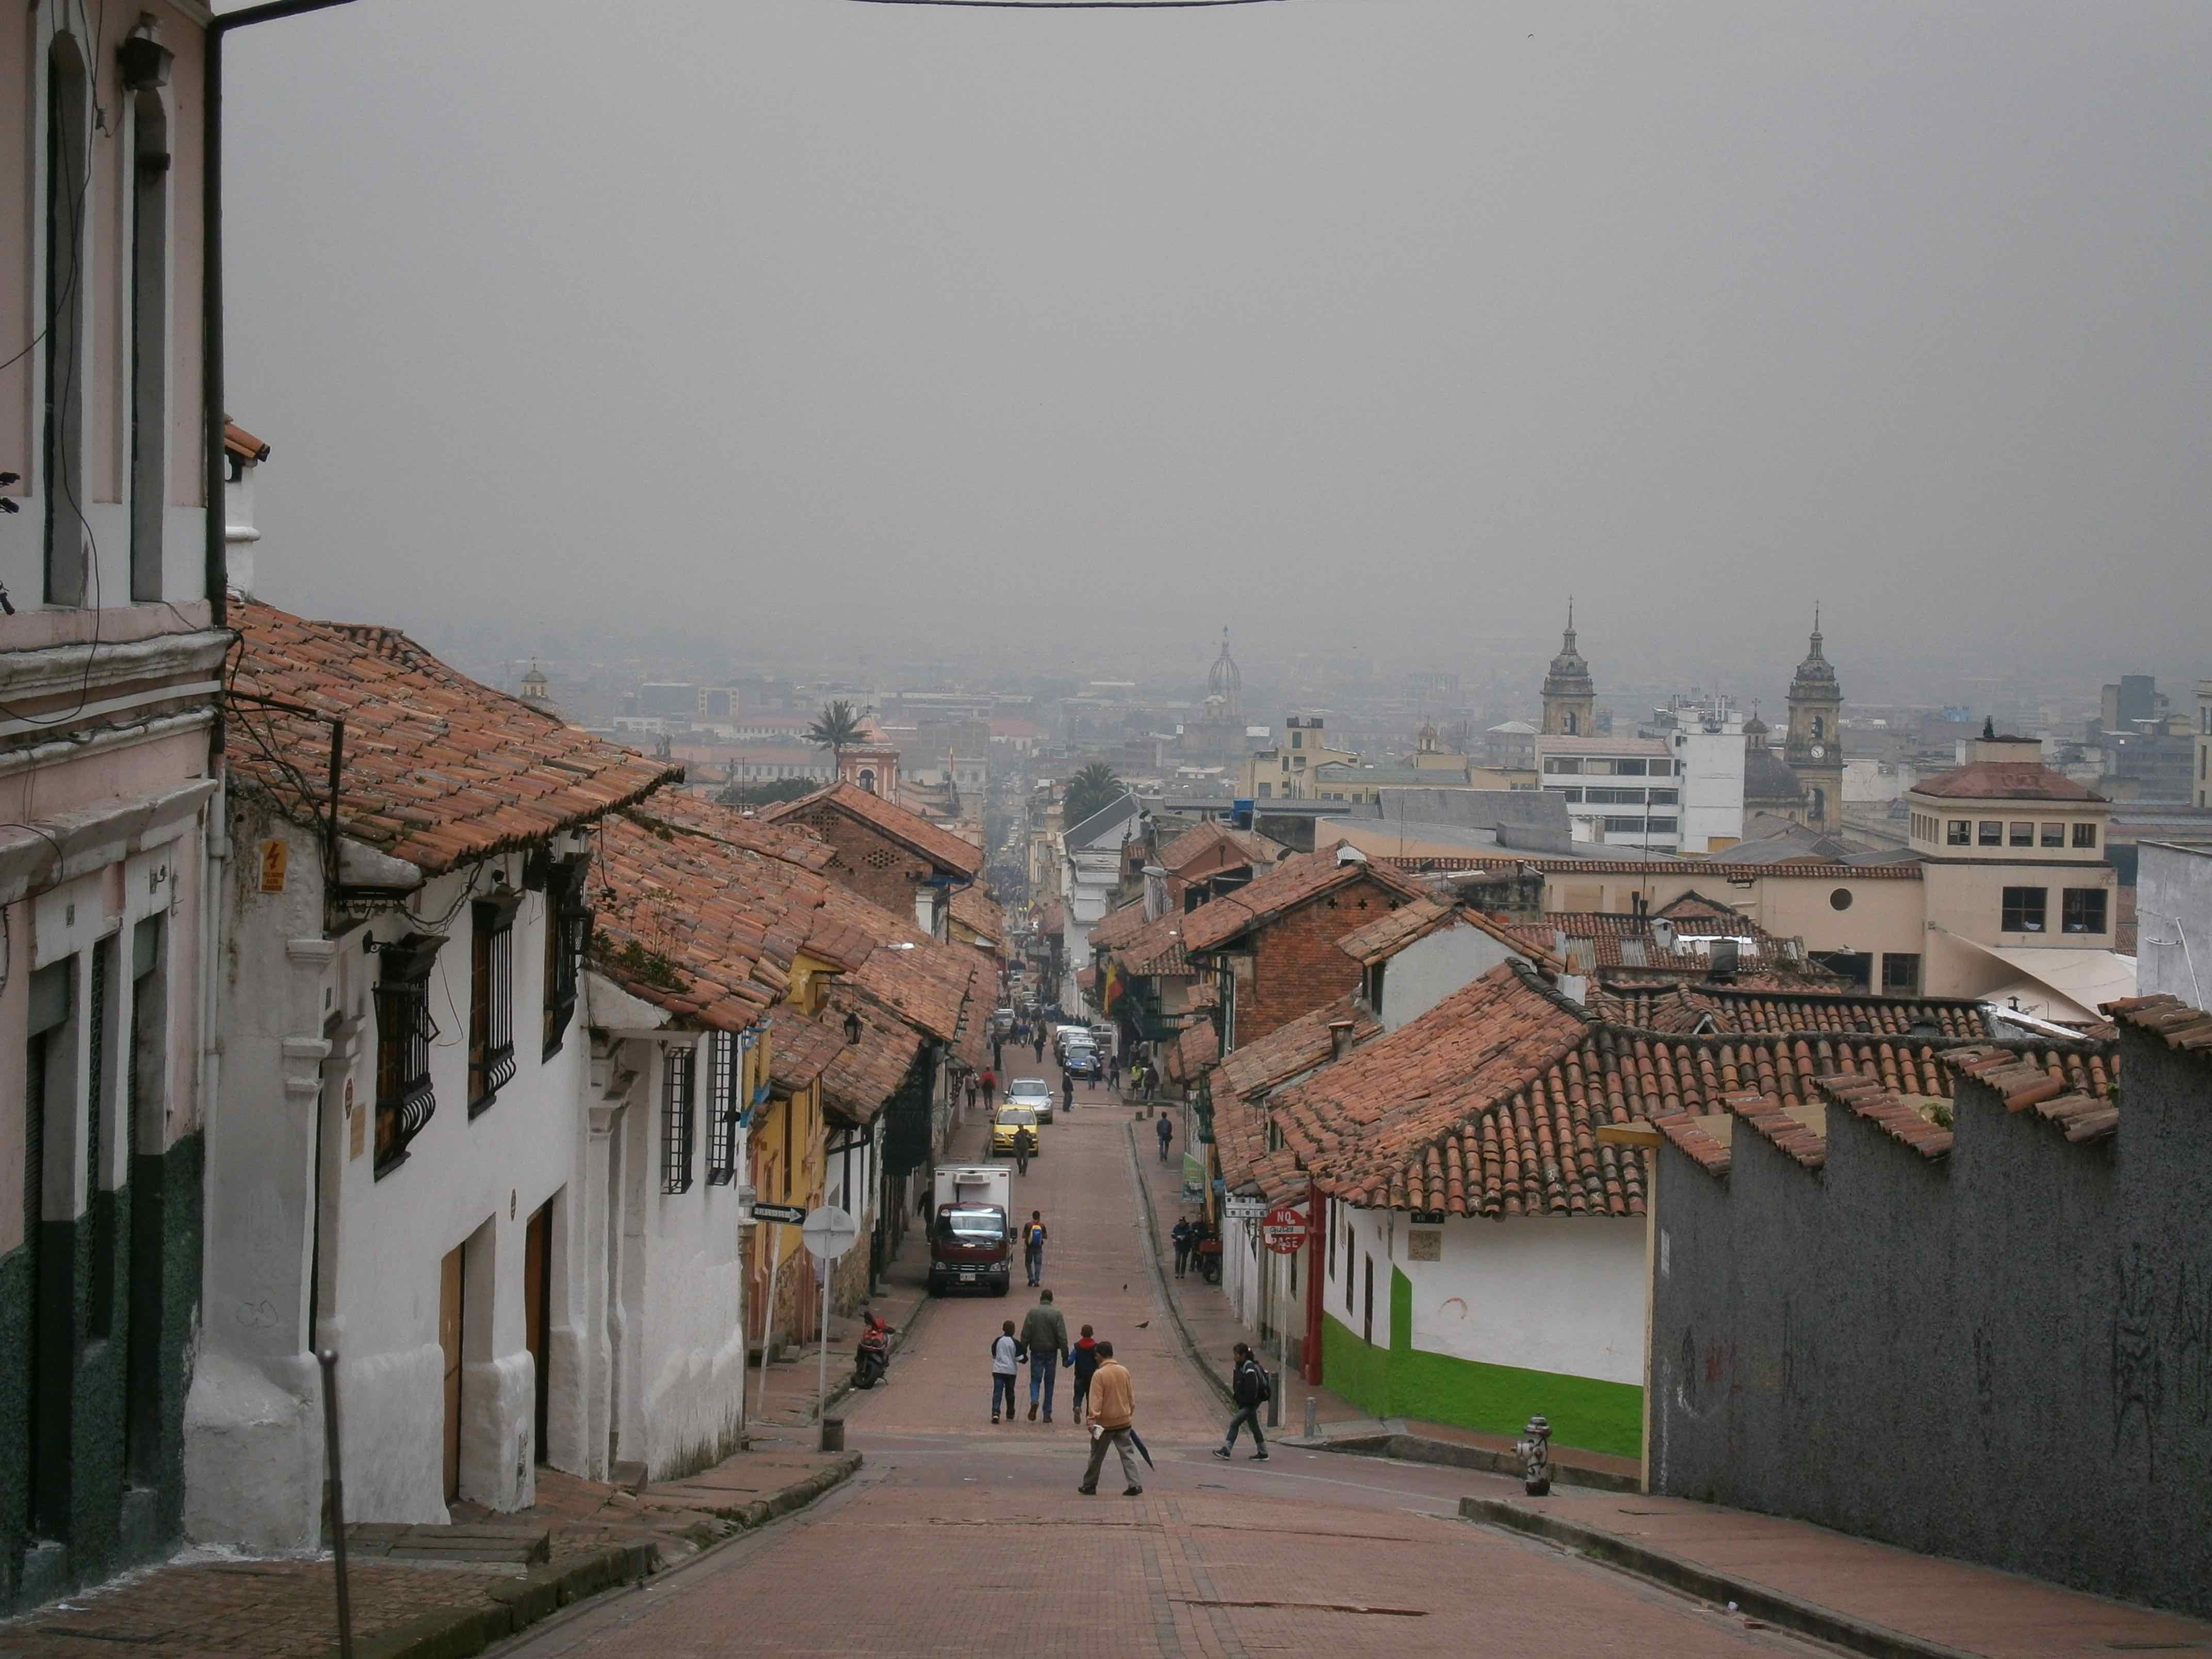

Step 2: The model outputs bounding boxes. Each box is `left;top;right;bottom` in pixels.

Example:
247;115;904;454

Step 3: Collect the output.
1464;1485;2212;1658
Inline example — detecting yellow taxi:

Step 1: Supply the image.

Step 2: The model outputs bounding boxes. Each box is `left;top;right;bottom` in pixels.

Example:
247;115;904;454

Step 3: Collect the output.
990;1105;1043;1158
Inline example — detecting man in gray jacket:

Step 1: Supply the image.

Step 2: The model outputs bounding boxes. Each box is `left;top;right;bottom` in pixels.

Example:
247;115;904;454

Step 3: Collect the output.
1019;1290;1070;1423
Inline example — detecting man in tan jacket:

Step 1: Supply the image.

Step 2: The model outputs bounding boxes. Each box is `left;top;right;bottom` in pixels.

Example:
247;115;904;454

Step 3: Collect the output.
1077;1341;1143;1496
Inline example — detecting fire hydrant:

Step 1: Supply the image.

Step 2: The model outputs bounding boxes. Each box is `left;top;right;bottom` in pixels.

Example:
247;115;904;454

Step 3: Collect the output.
1516;1414;1553;1497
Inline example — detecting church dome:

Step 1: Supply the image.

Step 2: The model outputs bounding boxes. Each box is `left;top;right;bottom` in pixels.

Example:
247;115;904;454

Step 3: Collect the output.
1742;709;1768;739
1208;629;1242;697
1542;621;1593;700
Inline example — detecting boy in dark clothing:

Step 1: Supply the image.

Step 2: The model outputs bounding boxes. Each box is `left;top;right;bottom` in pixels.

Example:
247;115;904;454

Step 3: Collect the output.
1213;1341;1271;1460
1068;1325;1100;1421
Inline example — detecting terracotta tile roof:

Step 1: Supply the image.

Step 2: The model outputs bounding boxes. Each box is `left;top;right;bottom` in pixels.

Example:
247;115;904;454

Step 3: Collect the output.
1593;984;1996;1039
1210;998;1380;1196
633;791;835;873
1108;909;1199;979
1816;1075;1955;1160
761;781;985;878
820;882;986;1066
1941;1045;2121;1144
1156;820;1289;876
821;1001;924;1126
950;885;1006;948
2101;994;2212;1060
1333;898;1462;967
767;1008;846;1094
1181;847;1424;955
1271;964;2119;1214
229;599;679;877
223;419;270;462
1910;762;2106;803
1274;968;1595;1215
590;810;818;1030
1086;901;1152;953
1166;1019;1218;1085
1076;965;1097;992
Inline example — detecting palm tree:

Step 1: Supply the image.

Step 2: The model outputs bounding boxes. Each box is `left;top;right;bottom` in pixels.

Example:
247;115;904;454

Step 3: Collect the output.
1063;762;1124;826
807;700;866;779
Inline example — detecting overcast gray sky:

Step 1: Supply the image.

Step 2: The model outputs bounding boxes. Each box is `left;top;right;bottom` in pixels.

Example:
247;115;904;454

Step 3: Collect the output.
225;0;2212;695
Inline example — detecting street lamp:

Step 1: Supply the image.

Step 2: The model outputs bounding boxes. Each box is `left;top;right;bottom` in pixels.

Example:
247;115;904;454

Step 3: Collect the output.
844;1009;863;1046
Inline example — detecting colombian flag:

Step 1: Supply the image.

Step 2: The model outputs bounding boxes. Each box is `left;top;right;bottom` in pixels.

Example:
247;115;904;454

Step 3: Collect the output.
1100;960;1124;1014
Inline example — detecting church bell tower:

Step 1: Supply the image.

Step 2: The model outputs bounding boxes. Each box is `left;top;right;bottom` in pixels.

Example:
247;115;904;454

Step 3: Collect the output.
1540;603;1597;738
1784;609;1845;833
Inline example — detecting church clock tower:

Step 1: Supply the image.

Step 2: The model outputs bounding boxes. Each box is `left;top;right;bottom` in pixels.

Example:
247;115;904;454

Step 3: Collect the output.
1540;604;1597;737
1784;610;1844;833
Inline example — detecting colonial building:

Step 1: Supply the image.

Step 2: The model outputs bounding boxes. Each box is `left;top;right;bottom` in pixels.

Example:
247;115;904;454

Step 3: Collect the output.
762;780;985;940
1539;608;1597;738
1783;615;1845;832
2;2;227;1611
195;600;678;1547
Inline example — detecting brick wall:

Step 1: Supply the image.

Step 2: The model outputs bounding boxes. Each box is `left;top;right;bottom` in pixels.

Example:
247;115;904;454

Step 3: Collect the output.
789;806;934;917
1240;875;1406;1045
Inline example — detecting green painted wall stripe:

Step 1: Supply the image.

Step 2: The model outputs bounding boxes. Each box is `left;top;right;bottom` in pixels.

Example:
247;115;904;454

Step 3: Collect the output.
1320;1264;1643;1459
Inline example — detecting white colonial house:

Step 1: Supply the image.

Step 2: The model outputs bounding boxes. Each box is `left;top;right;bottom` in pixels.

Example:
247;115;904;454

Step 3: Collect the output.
188;599;677;1547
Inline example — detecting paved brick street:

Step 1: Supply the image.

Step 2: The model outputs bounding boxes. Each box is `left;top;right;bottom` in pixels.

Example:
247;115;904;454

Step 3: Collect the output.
499;1080;1831;1657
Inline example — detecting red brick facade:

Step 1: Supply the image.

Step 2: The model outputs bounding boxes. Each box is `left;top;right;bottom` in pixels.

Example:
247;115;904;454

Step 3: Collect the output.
1233;874;1407;1045
786;804;936;920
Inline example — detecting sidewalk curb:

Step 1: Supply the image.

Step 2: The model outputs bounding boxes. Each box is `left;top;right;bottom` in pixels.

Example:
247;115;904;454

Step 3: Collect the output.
1459;1496;1984;1659
1321;1433;1639;1493
350;1455;865;1659
1124;1120;1237;1411
353;1539;657;1659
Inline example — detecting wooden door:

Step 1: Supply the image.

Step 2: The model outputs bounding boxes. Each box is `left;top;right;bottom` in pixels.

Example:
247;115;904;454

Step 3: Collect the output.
524;1202;552;1463
440;1245;464;1503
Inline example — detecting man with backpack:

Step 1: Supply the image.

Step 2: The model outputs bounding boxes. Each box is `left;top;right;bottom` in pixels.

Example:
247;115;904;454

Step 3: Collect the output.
1022;1210;1049;1286
1212;1342;1271;1460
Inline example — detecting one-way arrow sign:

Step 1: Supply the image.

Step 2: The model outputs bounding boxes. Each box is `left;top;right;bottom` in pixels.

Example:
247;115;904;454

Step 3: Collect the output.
751;1201;808;1225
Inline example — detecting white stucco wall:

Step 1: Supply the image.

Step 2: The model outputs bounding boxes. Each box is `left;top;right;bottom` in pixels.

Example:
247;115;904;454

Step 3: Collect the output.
1674;728;1747;854
1377;925;1517;1031
190;837;592;1544
1330;1204;1645;1387
1407;1214;1646;1385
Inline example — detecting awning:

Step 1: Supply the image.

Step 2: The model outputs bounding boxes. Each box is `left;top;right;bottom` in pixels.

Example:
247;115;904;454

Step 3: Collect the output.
1957;939;2137;1024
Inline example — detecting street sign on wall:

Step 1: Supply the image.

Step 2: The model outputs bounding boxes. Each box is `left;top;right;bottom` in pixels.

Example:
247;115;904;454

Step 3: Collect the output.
751;1201;807;1226
1261;1203;1310;1254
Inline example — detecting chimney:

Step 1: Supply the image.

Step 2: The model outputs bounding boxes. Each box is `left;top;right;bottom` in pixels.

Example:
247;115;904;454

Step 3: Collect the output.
1327;1018;1356;1061
221;419;270;599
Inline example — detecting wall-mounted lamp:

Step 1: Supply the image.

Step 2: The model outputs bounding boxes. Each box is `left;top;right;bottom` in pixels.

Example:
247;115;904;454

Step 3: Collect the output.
844;1010;864;1046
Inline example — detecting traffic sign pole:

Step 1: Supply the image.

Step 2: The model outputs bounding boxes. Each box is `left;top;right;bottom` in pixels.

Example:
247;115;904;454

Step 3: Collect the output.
800;1207;858;1425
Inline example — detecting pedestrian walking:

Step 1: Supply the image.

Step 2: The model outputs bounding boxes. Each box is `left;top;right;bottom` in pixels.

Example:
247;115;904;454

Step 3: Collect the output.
1156;1112;1173;1163
1033;1032;1046;1064
1170;1217;1195;1278
990;1321;1021;1424
1019;1290;1069;1422
993;1036;1004;1073
981;1068;998;1112
1022;1211;1049;1285
964;1071;979;1115
1109;1051;1121;1092
1213;1342;1272;1460
1013;1123;1034;1175
1077;1341;1143;1496
1062;1070;1076;1114
1143;1057;1157;1102
1068;1324;1099;1421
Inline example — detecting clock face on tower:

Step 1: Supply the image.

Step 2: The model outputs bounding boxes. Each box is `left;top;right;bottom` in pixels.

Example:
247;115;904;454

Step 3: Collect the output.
1810;744;1825;759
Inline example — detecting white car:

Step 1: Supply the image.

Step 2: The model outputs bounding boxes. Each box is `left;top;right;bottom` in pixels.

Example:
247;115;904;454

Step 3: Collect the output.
1005;1076;1054;1124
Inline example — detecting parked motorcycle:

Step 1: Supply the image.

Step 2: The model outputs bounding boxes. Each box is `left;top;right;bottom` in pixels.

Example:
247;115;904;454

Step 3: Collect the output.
853;1311;893;1389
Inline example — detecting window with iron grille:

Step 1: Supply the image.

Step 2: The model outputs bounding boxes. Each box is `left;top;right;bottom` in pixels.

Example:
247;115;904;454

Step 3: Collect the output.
543;857;590;1059
469;893;521;1114
707;1030;740;1184
663;1045;696;1195
375;935;445;1176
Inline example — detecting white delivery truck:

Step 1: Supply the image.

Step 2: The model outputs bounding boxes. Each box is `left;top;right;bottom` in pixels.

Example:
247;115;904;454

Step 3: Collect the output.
928;1164;1015;1296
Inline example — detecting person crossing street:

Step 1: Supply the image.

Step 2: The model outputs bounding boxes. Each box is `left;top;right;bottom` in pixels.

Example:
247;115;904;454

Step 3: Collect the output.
1077;1341;1142;1495
1213;1341;1272;1460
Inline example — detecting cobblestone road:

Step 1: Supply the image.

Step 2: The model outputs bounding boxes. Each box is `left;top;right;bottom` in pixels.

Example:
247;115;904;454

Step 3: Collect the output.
500;1080;1826;1657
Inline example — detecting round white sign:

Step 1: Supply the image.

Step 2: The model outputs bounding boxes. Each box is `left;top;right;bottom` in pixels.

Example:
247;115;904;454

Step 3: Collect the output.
800;1204;859;1261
